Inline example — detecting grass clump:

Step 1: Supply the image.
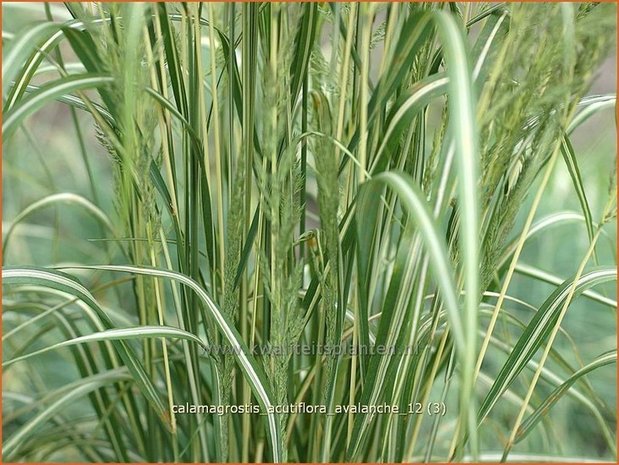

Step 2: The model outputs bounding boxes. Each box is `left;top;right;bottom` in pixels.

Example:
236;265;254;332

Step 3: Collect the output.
2;2;617;462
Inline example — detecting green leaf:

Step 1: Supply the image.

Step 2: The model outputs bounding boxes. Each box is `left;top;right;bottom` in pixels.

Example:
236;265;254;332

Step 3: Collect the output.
3;193;114;260
2;371;133;460
2;267;170;428
3;74;114;139
560;136;595;245
3;22;63;98
4;326;209;367
350;171;464;459
478;268;617;424
433;10;481;456
58;264;283;462
515;350;616;443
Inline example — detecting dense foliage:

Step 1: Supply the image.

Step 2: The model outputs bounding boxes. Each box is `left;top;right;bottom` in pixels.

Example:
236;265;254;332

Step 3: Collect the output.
2;2;617;462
